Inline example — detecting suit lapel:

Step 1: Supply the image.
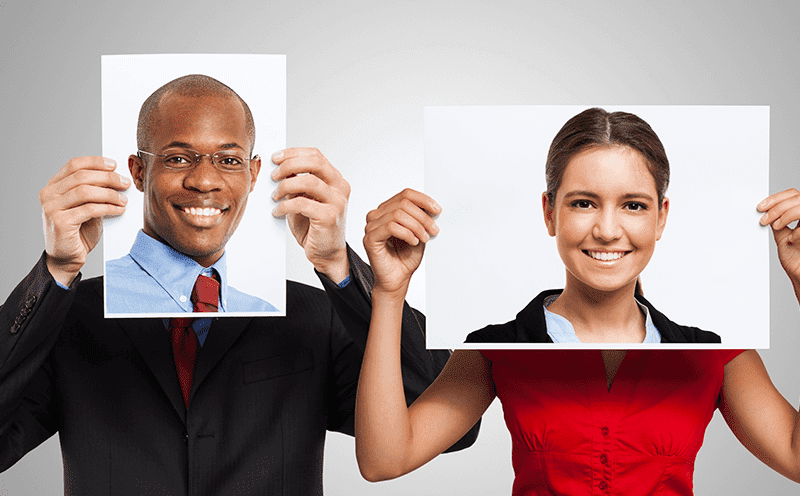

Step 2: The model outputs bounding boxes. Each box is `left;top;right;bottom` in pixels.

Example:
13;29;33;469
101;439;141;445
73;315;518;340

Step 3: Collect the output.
192;317;253;397
115;318;187;422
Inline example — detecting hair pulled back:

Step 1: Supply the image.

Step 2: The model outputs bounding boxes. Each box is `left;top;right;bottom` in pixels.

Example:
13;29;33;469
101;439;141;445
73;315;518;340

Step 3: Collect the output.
544;108;669;209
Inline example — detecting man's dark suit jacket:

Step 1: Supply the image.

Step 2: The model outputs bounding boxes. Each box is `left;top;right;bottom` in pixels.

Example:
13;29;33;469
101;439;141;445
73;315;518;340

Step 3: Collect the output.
0;247;478;495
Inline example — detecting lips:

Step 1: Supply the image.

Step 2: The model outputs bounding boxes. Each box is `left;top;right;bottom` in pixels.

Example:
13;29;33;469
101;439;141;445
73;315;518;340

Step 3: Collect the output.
584;250;630;261
173;200;228;227
183;207;222;217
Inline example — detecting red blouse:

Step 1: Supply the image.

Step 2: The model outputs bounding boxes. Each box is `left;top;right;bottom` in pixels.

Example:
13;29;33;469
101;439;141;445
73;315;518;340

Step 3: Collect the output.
480;350;744;495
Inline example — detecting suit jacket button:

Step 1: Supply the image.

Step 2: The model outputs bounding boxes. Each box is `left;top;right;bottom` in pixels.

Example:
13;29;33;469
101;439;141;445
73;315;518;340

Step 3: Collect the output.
183;431;189;443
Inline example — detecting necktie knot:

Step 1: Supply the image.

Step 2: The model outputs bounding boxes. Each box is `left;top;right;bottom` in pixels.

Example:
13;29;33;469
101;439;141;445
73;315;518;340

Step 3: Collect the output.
191;273;220;312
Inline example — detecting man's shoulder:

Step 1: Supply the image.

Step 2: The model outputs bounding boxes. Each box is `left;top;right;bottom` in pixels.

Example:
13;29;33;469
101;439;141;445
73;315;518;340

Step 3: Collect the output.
106;253;137;270
280;280;337;318
226;286;279;313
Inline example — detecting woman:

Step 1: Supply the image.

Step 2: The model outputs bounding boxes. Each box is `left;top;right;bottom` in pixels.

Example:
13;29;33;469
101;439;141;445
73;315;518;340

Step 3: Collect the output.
356;108;800;494
465;108;719;344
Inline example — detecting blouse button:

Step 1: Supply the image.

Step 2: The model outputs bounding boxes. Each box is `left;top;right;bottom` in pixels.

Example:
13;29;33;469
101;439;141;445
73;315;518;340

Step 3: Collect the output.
600;453;608;465
601;426;609;436
599;480;608;490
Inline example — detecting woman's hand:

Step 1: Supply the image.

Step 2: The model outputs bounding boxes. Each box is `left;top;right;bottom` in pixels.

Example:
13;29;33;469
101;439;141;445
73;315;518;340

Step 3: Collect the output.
363;189;441;299
758;188;800;292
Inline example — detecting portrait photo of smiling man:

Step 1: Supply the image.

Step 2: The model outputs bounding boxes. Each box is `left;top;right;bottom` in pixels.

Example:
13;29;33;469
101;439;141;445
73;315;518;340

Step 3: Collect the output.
102;55;286;316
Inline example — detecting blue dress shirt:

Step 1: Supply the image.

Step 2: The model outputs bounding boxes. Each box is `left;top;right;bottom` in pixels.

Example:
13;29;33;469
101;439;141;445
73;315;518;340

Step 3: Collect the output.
543;294;661;343
105;230;277;315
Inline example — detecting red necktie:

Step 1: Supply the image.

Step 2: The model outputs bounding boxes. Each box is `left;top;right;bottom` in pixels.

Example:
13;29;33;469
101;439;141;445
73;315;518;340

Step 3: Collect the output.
168;274;221;407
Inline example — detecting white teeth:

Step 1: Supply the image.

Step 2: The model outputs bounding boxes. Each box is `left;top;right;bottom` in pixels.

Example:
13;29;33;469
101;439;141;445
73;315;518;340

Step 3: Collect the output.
587;251;626;261
184;207;221;217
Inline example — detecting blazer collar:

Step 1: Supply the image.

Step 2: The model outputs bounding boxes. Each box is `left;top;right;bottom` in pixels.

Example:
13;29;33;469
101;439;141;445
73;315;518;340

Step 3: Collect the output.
113;317;188;421
516;289;686;343
191;316;252;398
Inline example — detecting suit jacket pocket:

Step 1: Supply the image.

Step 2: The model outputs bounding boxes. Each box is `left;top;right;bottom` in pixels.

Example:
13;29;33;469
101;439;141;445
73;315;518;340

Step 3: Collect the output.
243;349;314;384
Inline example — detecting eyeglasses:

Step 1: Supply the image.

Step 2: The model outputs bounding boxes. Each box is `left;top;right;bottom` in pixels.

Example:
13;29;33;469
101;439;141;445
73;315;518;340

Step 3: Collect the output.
138;148;258;173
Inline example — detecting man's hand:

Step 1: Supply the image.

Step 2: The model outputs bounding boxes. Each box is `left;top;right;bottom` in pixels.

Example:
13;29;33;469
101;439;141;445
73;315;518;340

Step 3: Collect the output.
363;189;441;301
40;157;130;286
271;148;351;283
758;188;800;297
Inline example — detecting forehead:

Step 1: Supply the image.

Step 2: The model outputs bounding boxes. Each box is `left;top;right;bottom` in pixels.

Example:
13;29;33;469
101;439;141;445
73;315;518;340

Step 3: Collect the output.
559;146;656;197
150;93;249;147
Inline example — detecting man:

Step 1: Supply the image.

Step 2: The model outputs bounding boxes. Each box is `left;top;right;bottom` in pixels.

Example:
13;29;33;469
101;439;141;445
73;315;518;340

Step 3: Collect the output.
106;75;277;313
0;75;477;495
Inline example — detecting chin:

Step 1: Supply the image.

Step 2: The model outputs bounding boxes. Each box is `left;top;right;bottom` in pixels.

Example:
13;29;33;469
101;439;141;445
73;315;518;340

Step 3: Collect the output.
569;270;639;294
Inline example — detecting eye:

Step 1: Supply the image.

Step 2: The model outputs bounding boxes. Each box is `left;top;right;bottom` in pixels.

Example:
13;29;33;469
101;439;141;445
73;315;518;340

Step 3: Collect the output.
625;202;647;211
215;153;246;170
163;154;193;168
571;199;593;209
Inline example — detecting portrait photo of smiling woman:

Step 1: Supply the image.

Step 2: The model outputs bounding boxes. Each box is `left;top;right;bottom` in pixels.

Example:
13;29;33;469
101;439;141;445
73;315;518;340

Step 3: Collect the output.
465;108;719;344
423;105;769;349
102;54;287;317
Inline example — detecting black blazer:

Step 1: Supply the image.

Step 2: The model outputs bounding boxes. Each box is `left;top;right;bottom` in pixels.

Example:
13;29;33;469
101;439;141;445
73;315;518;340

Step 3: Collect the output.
0;248;477;495
465;289;722;343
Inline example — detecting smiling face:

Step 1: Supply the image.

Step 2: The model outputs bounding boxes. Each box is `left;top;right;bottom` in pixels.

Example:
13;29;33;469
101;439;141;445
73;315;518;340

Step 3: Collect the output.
542;145;669;295
129;93;261;267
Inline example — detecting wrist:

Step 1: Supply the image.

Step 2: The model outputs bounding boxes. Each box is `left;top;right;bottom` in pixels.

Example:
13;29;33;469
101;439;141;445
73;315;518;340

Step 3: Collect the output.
45;254;81;288
313;248;350;284
371;285;409;307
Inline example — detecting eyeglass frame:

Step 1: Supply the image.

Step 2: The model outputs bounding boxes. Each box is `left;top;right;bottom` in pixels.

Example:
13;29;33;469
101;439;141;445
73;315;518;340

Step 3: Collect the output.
137;148;259;173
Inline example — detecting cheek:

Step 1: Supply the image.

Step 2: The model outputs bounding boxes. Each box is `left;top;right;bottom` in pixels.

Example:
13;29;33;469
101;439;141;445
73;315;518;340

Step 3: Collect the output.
627;216;659;247
555;212;591;243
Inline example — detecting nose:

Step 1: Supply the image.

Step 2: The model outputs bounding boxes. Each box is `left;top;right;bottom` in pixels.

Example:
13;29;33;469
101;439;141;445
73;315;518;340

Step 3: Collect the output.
183;155;223;192
592;208;623;242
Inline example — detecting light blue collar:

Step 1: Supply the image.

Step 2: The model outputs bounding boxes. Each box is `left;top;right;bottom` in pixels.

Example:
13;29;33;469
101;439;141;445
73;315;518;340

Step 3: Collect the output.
543;295;661;344
128;230;229;312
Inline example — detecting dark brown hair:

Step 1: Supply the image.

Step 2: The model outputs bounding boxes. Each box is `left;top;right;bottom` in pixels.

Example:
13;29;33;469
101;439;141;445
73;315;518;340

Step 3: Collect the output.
544;108;669;209
137;74;256;155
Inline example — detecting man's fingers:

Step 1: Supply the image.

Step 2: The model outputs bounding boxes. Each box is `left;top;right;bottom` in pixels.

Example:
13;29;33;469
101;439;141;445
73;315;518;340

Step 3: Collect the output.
271;148;347;187
272;195;329;221
53;202;127;228
272;173;340;204
48;184;129;213
43;169;131;204
47;157;118;186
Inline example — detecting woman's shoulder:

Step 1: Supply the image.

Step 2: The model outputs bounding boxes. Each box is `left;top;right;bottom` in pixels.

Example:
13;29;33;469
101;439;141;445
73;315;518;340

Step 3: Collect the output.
635;294;722;343
464;290;561;344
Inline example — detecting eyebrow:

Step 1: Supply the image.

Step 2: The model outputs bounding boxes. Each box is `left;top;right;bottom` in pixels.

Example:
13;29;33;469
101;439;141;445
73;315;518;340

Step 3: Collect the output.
563;190;656;202
162;141;245;151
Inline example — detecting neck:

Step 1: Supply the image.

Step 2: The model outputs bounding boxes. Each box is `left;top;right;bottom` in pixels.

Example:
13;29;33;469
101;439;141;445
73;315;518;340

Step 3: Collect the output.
547;274;645;343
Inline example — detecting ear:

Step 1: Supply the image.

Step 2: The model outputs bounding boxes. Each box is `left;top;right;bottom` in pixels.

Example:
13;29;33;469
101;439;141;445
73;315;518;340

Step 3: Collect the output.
248;155;262;192
129;154;146;192
655;197;669;240
542;193;556;237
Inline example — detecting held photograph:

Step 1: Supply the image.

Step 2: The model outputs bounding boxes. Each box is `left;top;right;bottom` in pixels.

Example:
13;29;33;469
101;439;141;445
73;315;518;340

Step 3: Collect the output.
424;105;770;349
101;54;287;317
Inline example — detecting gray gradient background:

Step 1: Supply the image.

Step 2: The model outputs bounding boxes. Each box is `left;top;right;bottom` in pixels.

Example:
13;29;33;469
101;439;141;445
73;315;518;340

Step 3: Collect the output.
0;1;798;494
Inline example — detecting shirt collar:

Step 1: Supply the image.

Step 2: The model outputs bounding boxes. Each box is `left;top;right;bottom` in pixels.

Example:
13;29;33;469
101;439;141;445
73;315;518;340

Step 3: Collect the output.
129;230;229;312
542;294;661;344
